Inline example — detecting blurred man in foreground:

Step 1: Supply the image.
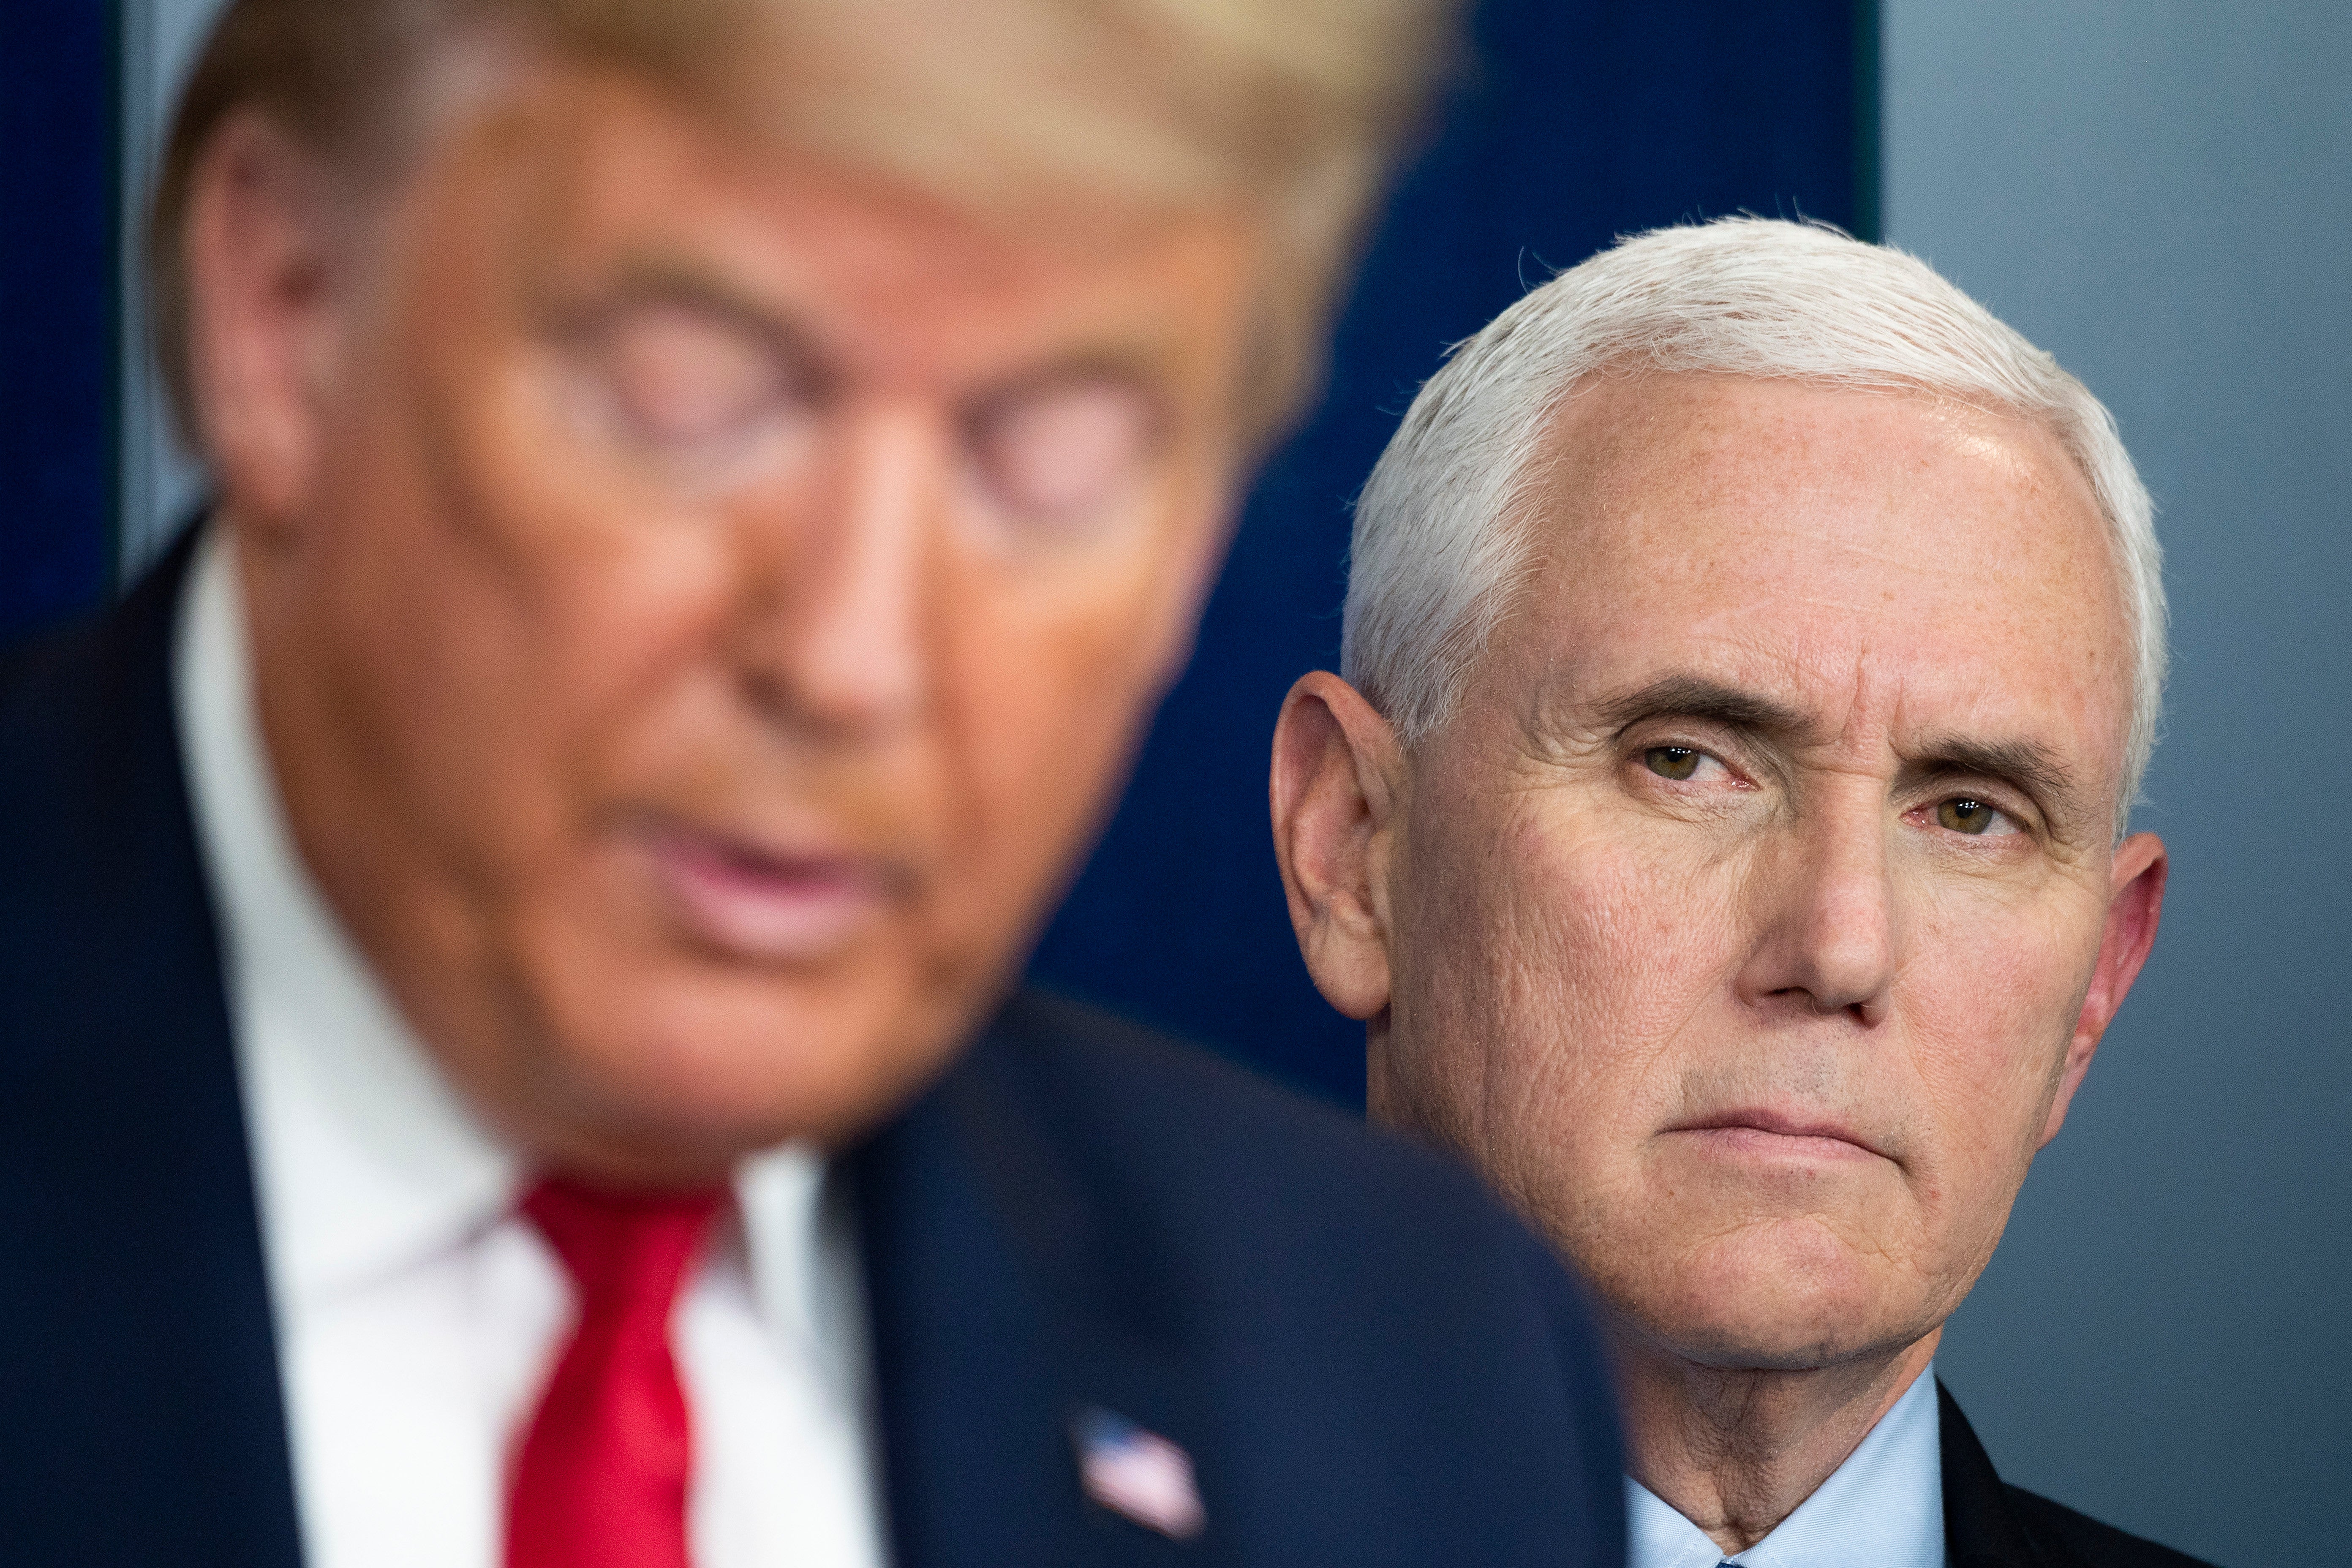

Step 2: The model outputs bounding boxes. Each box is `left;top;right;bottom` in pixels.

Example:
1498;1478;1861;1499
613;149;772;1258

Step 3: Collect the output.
0;2;1624;1564
1273;219;2211;1566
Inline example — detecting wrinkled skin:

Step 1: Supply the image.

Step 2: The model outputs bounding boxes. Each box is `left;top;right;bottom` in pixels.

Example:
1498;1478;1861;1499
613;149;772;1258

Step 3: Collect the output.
186;61;1264;1184
1272;374;2165;1550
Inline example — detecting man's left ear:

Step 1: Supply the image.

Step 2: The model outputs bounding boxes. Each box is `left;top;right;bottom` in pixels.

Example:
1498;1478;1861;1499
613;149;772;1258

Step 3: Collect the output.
181;109;357;542
2040;832;2169;1147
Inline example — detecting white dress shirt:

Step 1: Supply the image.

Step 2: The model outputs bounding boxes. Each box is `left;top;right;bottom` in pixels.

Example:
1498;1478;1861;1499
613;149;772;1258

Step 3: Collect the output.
1627;1363;1945;1568
174;526;890;1568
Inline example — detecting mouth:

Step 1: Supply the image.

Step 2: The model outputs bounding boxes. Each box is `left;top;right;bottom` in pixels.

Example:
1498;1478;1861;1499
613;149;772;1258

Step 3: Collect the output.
1663;1108;1890;1164
635;816;899;964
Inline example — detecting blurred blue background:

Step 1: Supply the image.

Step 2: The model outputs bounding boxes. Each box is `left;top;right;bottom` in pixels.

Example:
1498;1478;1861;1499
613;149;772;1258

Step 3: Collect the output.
0;5;116;634
3;3;2344;1562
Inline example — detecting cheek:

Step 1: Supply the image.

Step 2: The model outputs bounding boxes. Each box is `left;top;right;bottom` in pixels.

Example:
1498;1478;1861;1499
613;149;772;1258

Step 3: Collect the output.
1388;782;1751;1193
1899;879;2104;1168
1874;874;2110;1311
320;313;742;883
927;531;1217;929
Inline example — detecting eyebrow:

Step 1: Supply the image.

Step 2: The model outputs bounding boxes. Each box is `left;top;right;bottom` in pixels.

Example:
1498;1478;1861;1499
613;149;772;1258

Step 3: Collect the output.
550;259;833;370
959;353;1168;422
1590;673;1813;737
557;258;1174;415
1899;736;2081;819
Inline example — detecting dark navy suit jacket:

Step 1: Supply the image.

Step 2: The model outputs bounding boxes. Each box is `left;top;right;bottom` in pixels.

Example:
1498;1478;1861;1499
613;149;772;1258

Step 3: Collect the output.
1940;1385;2217;1568
0;540;1625;1567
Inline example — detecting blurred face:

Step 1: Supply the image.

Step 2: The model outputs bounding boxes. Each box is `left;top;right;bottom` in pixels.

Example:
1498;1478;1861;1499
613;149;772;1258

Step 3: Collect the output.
199;65;1263;1177
1360;376;2162;1369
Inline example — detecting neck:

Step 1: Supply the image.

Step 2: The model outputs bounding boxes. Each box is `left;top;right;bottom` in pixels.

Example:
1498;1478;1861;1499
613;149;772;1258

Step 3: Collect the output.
1614;1324;1940;1557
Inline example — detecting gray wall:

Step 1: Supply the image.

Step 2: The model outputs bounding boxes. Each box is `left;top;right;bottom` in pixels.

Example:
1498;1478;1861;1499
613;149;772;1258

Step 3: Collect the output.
1884;5;2350;1563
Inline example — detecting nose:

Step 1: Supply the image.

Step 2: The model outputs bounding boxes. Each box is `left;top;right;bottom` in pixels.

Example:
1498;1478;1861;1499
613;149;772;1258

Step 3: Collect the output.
729;403;936;739
1734;783;1898;1024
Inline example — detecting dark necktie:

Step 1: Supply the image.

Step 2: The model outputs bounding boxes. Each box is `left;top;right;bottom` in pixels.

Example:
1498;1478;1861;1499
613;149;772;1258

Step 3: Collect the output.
505;1176;727;1568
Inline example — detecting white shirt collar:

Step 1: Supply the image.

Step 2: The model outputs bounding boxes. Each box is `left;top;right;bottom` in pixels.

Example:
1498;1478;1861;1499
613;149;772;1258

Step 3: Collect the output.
173;523;856;1384
1627;1364;1945;1568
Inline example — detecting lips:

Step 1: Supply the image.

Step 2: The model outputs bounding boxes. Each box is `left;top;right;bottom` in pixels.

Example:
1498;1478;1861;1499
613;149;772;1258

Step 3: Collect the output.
638;817;896;963
1665;1108;1890;1163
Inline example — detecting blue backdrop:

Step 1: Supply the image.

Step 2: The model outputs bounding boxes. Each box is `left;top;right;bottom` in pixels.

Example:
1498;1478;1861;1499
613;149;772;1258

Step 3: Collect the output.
1031;1;1873;1102
0;5;117;638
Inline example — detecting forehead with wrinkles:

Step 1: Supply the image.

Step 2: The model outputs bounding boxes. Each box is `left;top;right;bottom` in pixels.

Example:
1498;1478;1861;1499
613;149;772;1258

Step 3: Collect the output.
1478;373;2133;838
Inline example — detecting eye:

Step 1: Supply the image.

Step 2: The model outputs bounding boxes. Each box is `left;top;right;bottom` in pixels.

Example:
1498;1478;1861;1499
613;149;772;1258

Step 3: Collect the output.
566;302;812;473
1935;797;2018;836
1644;745;1712;782
965;373;1158;536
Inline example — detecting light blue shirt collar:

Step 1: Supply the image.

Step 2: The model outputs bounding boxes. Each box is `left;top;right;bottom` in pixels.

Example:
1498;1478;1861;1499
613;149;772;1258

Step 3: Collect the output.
1626;1365;1945;1568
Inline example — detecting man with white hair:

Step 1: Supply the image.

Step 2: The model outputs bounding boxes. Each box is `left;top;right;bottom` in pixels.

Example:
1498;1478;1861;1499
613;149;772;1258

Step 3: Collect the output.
0;0;1626;1563
1271;218;2213;1567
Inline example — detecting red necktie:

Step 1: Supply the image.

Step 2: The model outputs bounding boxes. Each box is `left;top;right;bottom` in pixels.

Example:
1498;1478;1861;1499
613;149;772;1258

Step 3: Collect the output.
506;1176;728;1568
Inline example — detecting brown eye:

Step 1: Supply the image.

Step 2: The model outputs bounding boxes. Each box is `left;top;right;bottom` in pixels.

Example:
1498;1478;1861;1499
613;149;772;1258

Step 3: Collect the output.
1937;798;2004;835
1644;746;1702;781
966;374;1157;533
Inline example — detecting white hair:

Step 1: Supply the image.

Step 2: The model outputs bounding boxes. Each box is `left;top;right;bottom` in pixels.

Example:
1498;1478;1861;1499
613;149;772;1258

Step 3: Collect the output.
1341;216;2165;835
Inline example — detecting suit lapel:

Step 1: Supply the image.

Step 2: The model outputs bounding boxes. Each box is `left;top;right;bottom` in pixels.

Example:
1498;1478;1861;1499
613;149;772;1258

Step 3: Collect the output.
851;1013;1230;1568
1940;1380;2047;1568
0;534;303;1564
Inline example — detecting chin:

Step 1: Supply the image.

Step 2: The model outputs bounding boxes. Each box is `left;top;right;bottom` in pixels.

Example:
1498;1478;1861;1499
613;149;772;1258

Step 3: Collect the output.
1648;1302;1886;1373
520;926;987;1171
1603;1217;1920;1372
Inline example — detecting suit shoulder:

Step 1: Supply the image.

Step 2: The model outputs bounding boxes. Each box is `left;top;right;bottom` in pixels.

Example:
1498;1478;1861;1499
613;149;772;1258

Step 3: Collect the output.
0;536;185;789
991;986;1342;1122
2005;1485;2222;1568
868;990;1625;1568
985;987;1492;1208
973;989;1607;1362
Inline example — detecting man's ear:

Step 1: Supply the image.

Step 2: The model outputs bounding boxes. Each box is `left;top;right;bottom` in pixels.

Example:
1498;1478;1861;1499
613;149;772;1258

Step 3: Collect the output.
1269;671;1405;1021
2039;831;2168;1147
181;109;353;540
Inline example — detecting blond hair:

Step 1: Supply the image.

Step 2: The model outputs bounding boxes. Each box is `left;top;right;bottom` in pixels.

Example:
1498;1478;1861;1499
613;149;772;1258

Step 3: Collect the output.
149;0;1458;445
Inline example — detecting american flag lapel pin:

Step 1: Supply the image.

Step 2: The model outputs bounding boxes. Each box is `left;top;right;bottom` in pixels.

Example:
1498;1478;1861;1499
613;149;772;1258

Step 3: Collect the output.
1072;1406;1206;1541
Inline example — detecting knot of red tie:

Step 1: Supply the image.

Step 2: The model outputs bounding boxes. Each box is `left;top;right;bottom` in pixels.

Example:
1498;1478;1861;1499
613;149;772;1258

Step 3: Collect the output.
506;1176;728;1568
